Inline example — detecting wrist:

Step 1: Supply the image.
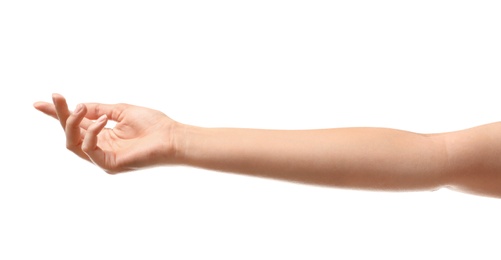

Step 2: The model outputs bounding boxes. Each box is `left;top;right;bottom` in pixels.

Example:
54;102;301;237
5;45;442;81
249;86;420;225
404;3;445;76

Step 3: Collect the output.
170;122;196;165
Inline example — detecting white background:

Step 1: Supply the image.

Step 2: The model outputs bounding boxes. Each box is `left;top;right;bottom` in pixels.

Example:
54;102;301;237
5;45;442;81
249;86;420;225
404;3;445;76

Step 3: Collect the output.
1;0;500;259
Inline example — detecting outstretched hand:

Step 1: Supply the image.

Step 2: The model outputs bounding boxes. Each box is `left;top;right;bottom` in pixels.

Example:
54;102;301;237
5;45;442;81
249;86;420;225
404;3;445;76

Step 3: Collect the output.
34;94;180;173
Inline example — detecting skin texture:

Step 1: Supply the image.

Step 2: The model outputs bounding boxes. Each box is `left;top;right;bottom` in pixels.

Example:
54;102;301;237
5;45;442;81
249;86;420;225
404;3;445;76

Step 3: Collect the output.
34;94;501;198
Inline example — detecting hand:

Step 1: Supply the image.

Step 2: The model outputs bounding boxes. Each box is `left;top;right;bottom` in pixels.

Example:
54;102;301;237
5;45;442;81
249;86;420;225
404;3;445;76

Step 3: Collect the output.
34;94;180;173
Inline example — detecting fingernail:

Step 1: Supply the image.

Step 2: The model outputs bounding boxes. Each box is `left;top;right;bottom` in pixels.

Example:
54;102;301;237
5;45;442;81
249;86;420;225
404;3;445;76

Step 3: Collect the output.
97;115;107;123
74;104;83;114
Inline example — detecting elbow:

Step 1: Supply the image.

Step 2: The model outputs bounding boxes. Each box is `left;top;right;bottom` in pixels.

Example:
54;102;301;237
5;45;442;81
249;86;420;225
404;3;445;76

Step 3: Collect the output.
432;130;501;198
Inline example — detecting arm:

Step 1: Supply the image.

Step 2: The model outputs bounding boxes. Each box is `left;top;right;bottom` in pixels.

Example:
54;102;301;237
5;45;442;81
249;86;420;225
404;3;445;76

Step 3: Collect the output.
178;124;501;198
177;126;448;192
34;94;501;198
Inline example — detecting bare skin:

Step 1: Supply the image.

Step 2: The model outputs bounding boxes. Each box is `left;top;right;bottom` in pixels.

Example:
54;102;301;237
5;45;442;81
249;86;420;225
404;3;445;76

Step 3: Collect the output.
34;94;501;198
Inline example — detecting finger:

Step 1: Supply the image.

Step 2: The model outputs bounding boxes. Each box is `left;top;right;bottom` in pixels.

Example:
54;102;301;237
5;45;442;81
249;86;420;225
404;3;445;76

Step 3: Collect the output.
84;103;126;121
82;115;111;170
34;100;94;130
52;93;71;129
33;101;58;120
65;104;87;152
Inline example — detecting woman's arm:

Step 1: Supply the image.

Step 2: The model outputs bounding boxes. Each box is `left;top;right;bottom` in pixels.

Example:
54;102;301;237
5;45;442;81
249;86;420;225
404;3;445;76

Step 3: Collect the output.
177;126;449;192
34;94;501;198
177;123;501;198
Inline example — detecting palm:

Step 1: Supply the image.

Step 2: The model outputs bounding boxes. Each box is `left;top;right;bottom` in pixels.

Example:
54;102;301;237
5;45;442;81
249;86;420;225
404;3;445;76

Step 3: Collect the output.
94;108;173;171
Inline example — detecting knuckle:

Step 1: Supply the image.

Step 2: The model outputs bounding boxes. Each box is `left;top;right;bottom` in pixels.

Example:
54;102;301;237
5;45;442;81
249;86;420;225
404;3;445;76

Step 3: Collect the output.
103;163;124;175
65;142;76;151
104;169;117;175
81;143;91;153
104;167;120;175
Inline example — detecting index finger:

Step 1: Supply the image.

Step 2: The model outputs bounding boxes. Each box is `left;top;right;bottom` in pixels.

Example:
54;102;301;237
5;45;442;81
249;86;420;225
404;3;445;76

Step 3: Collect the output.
33;101;58;120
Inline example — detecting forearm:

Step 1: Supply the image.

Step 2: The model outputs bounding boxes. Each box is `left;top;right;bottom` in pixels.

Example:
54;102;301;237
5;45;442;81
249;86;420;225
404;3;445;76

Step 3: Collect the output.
174;125;449;192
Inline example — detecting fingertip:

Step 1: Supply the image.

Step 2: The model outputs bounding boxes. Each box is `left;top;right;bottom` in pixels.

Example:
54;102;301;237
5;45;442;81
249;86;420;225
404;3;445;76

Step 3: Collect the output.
74;103;84;115
97;114;108;123
33;101;51;111
80;103;88;115
52;93;65;103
